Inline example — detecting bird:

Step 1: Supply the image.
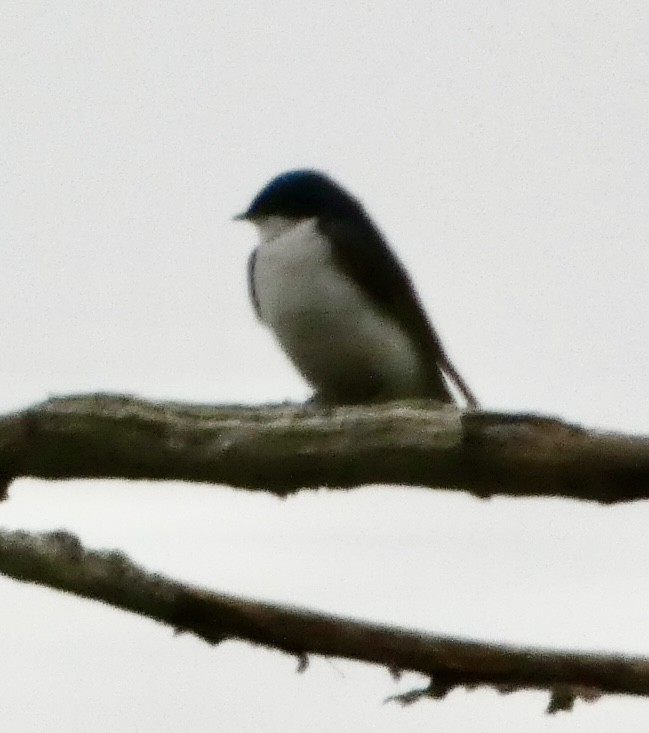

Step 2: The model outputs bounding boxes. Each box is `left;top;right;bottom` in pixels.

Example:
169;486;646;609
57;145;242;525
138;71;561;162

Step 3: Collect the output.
235;169;478;408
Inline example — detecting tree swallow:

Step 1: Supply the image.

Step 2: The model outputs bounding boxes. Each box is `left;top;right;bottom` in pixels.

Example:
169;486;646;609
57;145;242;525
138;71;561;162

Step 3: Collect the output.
236;170;478;408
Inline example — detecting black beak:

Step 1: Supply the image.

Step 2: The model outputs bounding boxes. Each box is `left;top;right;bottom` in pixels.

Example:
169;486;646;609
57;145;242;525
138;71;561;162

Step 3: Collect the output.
232;211;250;222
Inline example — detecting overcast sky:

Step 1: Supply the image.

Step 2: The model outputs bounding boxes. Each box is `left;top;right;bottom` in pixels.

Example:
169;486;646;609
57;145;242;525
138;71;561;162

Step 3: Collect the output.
3;1;649;730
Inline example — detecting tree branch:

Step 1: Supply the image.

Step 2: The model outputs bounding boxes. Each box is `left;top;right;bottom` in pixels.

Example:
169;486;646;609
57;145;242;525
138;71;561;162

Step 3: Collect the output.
0;394;648;502
1;527;648;712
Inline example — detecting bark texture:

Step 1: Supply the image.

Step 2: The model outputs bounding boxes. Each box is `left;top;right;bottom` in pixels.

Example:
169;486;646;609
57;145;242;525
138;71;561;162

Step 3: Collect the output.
0;394;648;502
1;528;646;713
3;394;649;711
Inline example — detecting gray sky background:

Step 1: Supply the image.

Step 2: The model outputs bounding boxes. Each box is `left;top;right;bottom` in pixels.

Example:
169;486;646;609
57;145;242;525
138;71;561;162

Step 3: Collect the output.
3;1;649;730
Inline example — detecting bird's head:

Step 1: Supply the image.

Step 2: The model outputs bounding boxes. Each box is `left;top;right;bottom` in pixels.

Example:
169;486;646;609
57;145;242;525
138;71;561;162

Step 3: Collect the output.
234;169;364;224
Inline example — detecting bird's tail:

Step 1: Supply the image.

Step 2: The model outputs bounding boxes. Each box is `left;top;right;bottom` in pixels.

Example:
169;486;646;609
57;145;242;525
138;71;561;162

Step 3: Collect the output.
440;353;479;409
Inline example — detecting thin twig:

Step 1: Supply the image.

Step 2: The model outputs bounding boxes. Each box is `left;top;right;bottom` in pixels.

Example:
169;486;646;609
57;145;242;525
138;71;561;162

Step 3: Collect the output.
1;528;647;712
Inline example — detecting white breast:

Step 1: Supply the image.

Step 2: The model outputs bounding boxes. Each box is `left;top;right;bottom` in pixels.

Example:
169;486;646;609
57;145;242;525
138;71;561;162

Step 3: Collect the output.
251;217;427;401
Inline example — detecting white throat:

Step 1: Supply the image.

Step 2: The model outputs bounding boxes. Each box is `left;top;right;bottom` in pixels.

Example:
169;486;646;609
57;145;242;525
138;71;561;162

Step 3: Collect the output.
252;216;311;243
249;216;427;401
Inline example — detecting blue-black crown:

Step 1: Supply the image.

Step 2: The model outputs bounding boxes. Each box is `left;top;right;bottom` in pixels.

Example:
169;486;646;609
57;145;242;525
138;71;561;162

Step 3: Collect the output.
237;169;363;220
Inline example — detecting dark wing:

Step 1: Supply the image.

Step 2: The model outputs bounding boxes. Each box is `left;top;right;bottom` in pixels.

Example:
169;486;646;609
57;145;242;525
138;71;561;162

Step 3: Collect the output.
321;216;479;408
247;247;261;319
